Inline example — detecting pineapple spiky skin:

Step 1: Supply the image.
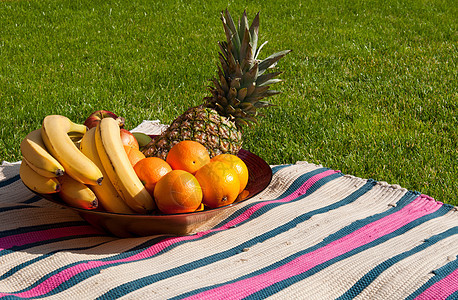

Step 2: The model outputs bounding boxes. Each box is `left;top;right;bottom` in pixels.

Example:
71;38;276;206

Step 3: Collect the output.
142;9;290;160
143;105;242;159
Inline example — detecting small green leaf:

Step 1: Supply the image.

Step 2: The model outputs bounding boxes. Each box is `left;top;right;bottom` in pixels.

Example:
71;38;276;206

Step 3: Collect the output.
258;78;283;87
258;50;292;74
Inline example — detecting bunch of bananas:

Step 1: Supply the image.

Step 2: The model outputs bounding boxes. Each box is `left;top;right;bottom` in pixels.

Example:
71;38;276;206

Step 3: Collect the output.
20;115;155;214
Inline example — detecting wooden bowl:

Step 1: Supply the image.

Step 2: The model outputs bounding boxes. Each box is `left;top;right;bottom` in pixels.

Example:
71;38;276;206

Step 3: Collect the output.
37;149;272;237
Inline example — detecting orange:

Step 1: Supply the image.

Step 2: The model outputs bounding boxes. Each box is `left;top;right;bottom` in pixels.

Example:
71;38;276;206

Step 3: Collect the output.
133;157;172;195
123;145;145;167
166;140;210;174
211;154;249;193
154;170;203;214
195;161;240;209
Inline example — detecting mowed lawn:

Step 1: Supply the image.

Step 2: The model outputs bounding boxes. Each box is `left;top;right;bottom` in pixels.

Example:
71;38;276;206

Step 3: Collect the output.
0;0;456;205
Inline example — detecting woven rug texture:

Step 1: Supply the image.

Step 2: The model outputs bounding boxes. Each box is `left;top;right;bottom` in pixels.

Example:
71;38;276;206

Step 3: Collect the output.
0;120;457;299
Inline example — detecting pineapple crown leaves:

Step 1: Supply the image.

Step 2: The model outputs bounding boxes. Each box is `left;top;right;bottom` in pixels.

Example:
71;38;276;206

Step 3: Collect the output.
204;9;291;129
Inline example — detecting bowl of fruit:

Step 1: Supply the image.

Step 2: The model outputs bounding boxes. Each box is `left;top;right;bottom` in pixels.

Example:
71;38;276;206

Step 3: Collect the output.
20;9;290;237
20;113;272;237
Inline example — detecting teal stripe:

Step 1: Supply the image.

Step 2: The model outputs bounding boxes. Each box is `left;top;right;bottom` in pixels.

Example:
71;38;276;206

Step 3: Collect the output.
406;254;458;300
0;205;38;213
338;227;458;299
0;221;90;238
0;174;20;188
271;164;291;175
20;195;42;204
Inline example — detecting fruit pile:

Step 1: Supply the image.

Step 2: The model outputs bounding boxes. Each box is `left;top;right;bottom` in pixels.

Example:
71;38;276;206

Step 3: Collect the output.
20;111;249;215
153;141;249;214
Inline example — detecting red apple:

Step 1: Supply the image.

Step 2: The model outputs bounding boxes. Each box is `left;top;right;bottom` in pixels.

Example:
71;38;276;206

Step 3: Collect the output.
120;128;139;150
84;110;125;129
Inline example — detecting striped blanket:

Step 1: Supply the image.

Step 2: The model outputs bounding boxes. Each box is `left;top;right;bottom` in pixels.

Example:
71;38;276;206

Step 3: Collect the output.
0;121;456;299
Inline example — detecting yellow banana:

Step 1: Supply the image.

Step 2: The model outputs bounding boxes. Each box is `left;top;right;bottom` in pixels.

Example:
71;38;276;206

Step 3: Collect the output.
20;128;65;178
58;174;98;210
80;127;135;214
95;118;155;214
19;160;61;194
41;115;103;186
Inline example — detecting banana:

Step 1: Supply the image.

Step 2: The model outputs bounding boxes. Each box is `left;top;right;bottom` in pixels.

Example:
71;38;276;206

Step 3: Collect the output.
80;127;136;214
20;128;65;178
58;174;98;210
41;115;103;186
19;160;61;194
95;117;155;213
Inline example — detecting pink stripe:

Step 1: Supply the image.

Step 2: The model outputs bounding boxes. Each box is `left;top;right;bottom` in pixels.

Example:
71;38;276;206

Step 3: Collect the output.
415;268;458;300
0;226;103;250
0;169;338;298
185;195;443;299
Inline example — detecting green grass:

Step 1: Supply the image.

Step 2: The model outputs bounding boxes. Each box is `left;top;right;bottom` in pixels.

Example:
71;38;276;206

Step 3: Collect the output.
0;0;456;205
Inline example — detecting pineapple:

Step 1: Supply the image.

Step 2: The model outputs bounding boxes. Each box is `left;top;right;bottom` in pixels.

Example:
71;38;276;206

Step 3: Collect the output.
143;9;291;159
